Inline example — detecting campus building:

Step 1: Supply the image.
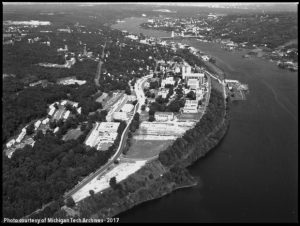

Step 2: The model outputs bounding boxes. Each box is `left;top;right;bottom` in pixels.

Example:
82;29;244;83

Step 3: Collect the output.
183;100;198;113
154;112;174;122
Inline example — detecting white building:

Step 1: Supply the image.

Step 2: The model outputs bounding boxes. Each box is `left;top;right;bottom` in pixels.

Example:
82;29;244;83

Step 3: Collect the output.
154;112;174;122
183;100;198;113
16;130;26;143
161;77;175;88
202;55;210;61
126;34;138;40
121;103;134;113
34;120;42;130
183;73;205;84
187;79;199;89
113;112;129;121
42;118;50;125
63;110;71;120
85;122;120;151
61;100;67;105
54;127;59;133
158;89;169;98
48;107;56;116
6;139;16;148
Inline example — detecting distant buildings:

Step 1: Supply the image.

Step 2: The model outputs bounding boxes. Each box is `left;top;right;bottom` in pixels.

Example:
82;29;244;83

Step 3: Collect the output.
157;88;169;98
57;77;86;86
161;77;175;87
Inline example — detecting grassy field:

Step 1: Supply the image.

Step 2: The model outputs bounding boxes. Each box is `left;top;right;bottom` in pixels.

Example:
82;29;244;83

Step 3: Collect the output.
125;139;174;159
63;128;83;141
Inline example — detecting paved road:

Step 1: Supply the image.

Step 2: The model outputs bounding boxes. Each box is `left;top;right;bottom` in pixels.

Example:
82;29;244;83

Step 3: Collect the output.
94;41;106;87
64;75;149;201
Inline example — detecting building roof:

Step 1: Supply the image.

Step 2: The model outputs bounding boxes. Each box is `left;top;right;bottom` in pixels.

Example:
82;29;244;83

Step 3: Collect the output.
155;111;174;116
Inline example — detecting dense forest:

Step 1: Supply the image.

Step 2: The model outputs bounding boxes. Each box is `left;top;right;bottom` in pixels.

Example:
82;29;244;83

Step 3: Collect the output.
3;120;127;219
158;87;226;167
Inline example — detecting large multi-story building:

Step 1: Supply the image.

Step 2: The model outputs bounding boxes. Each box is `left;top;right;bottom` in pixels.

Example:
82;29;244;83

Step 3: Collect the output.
106;94;128;122
183;100;198;113
113;112;129;121
183;72;205;84
85;122;120;151
154;112;174;121
187;78;199;89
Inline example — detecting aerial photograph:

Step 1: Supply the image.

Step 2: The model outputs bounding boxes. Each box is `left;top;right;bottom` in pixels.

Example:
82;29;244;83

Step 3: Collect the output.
2;2;298;223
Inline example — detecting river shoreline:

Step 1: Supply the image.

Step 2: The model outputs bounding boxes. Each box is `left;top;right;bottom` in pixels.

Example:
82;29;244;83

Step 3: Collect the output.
73;74;230;219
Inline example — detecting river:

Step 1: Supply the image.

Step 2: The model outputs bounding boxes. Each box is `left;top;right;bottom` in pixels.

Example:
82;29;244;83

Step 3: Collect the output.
112;17;298;223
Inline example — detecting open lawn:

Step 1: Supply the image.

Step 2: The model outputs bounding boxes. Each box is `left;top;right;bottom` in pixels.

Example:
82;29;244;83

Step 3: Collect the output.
63;128;83;141
125;139;174;159
178;112;202;121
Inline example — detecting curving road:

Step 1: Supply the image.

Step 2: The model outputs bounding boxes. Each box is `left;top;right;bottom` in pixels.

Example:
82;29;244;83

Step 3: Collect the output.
64;75;150;201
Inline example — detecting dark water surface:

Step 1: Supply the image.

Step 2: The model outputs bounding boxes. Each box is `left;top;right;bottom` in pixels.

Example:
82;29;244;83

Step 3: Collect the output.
112;17;298;223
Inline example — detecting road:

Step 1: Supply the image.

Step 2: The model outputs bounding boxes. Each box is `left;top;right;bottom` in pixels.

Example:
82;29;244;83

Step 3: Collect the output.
64;75;150;201
94;41;106;87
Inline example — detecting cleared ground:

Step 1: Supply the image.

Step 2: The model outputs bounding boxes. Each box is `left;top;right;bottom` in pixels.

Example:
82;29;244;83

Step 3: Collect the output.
125;139;174;159
72;160;147;203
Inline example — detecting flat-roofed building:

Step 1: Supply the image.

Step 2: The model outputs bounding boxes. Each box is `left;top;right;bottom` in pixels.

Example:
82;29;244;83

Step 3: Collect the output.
113;112;129;121
85;122;120;151
121;103;134;113
6;139;16;148
54;127;59;133
42;118;50;124
183;100;198;113
106;94;128;122
154;112;174;122
34;120;42;130
61;100;67;106
16;130;26;143
63;110;71;120
161;77;175;88
187;78;199;89
183;72;205;84
127;95;137;102
158;88;169;99
48;107;56;116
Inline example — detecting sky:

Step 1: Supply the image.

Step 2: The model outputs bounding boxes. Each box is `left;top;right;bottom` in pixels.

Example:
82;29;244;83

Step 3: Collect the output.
3;2;298;6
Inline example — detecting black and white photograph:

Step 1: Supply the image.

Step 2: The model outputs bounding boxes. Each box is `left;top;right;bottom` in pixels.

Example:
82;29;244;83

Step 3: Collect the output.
2;2;298;223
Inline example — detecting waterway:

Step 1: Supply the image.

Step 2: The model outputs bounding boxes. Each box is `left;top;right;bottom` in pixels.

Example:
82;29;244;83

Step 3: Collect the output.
112;17;298;223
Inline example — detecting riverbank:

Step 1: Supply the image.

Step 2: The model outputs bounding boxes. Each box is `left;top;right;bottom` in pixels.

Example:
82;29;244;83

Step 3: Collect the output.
59;75;230;219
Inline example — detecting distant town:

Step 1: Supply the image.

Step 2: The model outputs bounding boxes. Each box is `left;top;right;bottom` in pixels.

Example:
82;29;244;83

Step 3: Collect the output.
2;2;297;223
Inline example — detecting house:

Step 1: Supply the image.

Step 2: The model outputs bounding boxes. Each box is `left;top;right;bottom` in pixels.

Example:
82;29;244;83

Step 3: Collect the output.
161;77;175;87
42;118;50;125
48;107;56;116
34;120;42;130
54;127;59;133
158;89;169;98
6;139;16;148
